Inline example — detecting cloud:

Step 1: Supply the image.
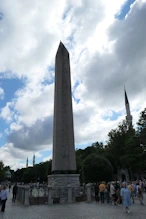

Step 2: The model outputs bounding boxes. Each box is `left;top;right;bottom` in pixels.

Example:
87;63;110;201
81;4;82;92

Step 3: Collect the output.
0;102;14;122
0;143;43;170
7;116;53;151
0;87;4;99
74;0;146;112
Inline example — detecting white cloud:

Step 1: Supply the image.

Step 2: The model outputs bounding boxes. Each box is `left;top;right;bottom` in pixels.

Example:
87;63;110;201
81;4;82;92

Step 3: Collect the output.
10;123;23;131
0;143;43;170
14;84;54;126
0;102;14;122
7;116;53;151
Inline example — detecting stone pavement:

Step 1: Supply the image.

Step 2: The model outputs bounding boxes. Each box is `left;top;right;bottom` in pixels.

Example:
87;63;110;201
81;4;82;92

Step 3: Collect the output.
0;191;146;219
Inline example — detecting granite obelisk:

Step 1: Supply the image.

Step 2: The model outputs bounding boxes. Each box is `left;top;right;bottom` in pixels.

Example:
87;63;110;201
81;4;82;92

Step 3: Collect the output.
48;42;80;203
52;42;76;173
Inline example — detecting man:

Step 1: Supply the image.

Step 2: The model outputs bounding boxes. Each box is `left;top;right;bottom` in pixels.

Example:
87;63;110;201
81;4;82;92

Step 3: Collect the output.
12;183;18;202
1;186;8;212
94;183;99;202
99;182;105;203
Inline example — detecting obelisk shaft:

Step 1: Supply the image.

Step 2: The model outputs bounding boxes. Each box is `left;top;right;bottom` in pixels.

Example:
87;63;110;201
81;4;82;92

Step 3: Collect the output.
52;42;76;173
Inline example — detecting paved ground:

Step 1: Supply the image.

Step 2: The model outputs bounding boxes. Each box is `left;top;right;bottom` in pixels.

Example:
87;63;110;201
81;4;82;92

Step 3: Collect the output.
0;191;146;219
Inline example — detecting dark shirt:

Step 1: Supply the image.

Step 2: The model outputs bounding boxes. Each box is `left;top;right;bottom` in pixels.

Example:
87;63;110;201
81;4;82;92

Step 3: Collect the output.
13;185;18;194
94;184;99;194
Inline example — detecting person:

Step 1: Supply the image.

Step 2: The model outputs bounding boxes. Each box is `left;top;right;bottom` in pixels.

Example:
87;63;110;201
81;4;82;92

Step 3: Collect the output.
12;183;18;202
9;184;11;192
1;186;8;212
131;182;135;203
144;180;146;193
105;183;110;203
120;182;131;213
137;182;144;205
0;185;2;205
99;182;105;203
94;183;99;202
110;182;116;205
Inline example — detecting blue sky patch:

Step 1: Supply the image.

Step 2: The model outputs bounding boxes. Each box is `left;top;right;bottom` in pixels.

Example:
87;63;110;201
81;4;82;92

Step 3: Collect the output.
41;66;55;86
75;142;93;150
0;120;8;147
62;7;72;20
0;78;24;147
115;0;136;20
0;12;4;20
72;80;80;104
102;111;122;121
0;78;24;108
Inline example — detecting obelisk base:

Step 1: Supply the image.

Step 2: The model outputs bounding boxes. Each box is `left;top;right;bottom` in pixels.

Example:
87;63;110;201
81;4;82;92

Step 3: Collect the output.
48;174;80;203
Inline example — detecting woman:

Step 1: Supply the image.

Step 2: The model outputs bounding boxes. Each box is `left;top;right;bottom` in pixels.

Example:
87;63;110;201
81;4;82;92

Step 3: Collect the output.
120;182;131;213
1;186;8;212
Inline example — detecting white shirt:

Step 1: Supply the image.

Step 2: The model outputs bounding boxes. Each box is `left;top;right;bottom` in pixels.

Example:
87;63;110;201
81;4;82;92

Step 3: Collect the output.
110;184;115;195
0;189;8;200
137;185;141;193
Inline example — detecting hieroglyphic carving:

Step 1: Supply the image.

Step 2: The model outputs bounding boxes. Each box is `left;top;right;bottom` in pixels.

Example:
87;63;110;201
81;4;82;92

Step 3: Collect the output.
61;64;69;170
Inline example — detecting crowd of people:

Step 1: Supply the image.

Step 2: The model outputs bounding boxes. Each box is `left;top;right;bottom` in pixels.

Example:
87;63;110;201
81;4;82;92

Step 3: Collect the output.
0;183;18;212
94;180;145;213
0;180;145;214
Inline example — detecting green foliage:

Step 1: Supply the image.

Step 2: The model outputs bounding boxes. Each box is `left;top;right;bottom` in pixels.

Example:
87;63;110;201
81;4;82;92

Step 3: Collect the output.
0;161;5;181
13;160;52;183
82;154;113;183
137;108;146;150
106;118;146;177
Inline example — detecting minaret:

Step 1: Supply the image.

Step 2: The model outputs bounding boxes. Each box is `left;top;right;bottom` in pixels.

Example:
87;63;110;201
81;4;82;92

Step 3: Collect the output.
33;154;35;167
26;158;28;168
125;88;132;127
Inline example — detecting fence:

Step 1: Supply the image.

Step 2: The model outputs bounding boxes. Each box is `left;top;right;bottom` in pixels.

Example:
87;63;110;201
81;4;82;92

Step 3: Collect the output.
16;183;94;206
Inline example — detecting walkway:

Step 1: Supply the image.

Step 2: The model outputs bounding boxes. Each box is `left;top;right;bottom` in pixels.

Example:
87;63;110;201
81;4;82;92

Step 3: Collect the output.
0;191;146;219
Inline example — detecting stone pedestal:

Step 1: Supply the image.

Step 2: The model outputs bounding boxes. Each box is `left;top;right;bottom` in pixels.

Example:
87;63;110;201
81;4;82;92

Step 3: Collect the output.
48;174;80;203
67;184;72;204
48;186;53;205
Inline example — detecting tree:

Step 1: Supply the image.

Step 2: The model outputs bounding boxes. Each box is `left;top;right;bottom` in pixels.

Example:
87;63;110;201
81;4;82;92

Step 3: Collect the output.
137;108;146;151
0;161;5;181
106;120;129;167
13;160;52;183
82;154;113;183
106;119;145;178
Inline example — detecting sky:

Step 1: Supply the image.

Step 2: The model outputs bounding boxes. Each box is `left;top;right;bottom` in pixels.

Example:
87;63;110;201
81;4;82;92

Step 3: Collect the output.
0;0;146;170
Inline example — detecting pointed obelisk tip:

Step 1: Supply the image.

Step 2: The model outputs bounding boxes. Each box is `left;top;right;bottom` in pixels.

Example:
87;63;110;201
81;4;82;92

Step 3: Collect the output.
56;41;69;56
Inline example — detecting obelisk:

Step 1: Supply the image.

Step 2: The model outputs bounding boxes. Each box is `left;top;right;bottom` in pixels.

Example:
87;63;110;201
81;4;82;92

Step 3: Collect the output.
52;42;76;173
48;42;80;203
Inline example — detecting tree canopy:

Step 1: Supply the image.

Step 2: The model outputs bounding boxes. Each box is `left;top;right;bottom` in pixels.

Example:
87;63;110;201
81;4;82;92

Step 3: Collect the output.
82;154;113;183
0;161;5;181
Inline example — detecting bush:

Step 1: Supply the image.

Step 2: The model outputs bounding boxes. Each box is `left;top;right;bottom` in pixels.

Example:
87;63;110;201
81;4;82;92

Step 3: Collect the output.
82;154;113;183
